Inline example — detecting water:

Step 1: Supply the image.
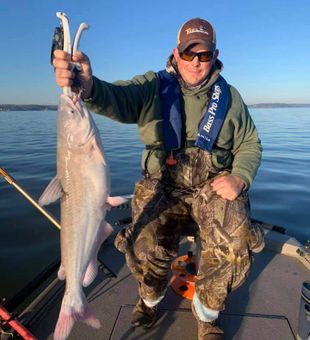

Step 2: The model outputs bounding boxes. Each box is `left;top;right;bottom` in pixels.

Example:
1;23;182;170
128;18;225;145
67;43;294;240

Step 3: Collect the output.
0;108;309;302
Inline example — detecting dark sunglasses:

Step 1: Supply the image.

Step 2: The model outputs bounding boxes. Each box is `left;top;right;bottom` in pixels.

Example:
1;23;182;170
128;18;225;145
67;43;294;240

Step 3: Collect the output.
179;50;214;62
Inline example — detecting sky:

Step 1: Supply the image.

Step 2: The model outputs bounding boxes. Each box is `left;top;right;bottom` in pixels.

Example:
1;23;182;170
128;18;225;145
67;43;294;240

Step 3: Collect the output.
0;0;309;105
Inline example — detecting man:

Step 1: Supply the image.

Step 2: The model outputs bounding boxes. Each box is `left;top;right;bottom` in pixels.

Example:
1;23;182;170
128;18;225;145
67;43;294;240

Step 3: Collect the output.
54;18;264;340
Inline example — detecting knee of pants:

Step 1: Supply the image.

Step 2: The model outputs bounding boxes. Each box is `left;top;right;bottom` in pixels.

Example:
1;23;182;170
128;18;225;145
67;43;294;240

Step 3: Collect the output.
192;187;251;243
131;227;177;284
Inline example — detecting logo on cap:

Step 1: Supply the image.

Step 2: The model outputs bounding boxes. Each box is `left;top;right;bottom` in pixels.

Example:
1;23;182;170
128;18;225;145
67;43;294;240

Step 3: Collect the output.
185;26;210;36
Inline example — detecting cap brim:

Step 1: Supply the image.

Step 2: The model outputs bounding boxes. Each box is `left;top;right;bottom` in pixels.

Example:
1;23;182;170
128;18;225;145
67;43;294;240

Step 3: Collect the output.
178;39;215;53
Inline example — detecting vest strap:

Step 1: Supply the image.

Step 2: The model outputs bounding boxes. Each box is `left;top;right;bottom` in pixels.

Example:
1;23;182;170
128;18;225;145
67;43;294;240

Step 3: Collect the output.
195;76;229;151
158;70;182;151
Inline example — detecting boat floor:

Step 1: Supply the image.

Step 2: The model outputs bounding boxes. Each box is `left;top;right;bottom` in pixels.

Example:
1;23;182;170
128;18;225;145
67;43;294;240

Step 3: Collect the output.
23;224;308;340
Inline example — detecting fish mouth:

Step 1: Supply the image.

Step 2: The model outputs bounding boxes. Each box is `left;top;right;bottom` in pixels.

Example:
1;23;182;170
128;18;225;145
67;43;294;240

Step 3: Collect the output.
58;94;94;149
72;95;79;105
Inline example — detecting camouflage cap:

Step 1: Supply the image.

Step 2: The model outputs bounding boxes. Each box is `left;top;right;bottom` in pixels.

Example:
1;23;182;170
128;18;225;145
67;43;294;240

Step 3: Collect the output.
177;18;216;53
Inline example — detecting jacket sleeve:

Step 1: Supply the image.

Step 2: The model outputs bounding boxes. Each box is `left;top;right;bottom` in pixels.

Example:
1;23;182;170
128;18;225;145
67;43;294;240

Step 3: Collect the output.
229;87;262;189
84;71;159;124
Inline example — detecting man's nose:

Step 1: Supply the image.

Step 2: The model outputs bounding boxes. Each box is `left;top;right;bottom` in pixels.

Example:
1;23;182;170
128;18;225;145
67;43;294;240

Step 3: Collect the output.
192;56;200;65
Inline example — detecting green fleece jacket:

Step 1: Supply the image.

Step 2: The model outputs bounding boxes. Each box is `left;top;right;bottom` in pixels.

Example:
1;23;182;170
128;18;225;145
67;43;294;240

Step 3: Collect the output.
85;60;262;189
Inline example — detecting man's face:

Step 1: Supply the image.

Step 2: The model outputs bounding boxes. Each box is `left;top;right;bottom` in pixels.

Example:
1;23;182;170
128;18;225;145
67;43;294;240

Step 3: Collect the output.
173;44;218;86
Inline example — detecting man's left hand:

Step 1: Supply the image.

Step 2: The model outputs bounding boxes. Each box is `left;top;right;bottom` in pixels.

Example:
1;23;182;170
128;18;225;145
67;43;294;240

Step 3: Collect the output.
211;175;245;201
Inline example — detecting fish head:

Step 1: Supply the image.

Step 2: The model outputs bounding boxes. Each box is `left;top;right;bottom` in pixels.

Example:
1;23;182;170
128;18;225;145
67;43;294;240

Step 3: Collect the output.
58;94;94;149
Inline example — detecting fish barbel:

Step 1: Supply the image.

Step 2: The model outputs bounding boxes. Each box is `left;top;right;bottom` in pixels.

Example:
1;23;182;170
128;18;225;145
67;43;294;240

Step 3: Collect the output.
39;94;126;340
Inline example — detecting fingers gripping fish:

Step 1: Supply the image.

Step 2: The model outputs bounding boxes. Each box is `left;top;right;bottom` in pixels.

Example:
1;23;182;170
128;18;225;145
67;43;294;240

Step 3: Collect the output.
39;13;127;340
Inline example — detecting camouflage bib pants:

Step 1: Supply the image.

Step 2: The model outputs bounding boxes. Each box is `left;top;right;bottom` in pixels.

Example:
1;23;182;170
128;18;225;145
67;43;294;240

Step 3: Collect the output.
115;148;256;312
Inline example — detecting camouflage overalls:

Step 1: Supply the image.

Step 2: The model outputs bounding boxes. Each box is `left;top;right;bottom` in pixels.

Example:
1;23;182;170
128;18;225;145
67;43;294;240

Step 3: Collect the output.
115;147;261;312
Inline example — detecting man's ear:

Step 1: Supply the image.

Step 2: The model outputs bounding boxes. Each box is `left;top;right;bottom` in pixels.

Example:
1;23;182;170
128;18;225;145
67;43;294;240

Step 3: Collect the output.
214;49;219;60
173;48;180;61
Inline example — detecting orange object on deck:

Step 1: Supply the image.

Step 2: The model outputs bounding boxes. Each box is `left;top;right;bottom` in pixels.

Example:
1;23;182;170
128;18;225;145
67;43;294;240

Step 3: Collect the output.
170;252;197;300
0;304;37;340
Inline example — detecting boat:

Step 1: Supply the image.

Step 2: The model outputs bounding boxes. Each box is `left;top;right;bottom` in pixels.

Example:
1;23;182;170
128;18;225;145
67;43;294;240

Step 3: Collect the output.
0;194;309;340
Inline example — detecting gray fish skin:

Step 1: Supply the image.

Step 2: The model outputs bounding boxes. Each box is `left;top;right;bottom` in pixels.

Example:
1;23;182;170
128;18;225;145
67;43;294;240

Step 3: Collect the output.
39;94;122;340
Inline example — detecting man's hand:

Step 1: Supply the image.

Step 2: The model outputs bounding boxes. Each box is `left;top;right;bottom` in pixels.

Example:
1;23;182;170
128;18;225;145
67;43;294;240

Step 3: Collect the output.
53;50;93;98
211;175;245;201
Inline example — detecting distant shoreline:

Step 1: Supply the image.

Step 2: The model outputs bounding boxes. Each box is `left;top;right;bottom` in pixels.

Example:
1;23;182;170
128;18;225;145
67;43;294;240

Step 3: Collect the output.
0;105;57;111
248;103;310;108
0;103;310;111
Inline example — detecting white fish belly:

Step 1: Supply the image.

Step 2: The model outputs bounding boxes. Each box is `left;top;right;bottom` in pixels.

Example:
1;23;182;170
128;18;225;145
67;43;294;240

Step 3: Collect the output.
59;138;109;294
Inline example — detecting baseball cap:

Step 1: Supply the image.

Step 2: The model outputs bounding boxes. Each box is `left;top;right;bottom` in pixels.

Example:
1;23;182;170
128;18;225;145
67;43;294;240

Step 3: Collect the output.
177;18;216;53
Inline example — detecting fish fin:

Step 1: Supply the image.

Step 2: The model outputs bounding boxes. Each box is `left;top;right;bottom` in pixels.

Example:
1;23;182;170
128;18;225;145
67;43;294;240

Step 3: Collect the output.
39;176;63;206
81;304;101;329
82;222;113;287
104;222;113;237
100;222;113;242
53;307;75;340
57;264;66;281
54;294;100;340
82;259;98;287
106;196;128;207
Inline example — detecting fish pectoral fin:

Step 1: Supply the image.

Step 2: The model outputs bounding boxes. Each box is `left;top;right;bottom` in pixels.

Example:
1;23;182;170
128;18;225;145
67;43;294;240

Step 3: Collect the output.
106;196;128;208
38;176;64;206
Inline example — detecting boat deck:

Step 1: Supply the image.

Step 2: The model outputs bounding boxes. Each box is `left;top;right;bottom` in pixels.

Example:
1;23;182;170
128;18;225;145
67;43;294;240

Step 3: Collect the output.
20;218;309;340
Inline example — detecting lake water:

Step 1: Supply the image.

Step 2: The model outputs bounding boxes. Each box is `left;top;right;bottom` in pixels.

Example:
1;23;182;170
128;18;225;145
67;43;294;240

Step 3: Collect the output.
0;107;309;302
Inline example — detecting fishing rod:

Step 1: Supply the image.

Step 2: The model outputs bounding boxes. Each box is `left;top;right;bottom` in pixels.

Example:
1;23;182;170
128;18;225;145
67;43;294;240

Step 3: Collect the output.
0;166;132;231
0;167;61;230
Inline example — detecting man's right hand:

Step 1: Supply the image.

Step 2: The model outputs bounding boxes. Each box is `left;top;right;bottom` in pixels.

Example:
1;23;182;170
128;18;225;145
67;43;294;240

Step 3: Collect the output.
53;50;93;99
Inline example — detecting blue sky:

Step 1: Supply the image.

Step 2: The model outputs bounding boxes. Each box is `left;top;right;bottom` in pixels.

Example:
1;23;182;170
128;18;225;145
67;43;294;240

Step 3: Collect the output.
1;0;309;105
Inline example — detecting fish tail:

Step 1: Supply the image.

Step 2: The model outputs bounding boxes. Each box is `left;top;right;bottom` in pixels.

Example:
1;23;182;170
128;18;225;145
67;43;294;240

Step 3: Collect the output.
53;293;100;340
53;307;75;340
80;303;101;328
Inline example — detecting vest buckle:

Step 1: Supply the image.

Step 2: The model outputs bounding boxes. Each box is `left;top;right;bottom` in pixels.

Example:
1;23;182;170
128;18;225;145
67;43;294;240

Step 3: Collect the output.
166;151;177;166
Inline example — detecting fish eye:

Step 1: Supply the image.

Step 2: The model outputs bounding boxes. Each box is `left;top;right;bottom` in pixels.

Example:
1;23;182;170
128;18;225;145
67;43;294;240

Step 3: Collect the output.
69;109;74;114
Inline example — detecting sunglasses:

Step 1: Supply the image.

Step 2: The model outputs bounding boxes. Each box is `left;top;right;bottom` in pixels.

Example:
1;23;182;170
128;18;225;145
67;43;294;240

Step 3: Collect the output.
179;50;214;62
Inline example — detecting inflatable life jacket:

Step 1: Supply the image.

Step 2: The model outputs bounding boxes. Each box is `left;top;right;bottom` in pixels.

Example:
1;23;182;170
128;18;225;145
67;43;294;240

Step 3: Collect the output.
157;70;229;152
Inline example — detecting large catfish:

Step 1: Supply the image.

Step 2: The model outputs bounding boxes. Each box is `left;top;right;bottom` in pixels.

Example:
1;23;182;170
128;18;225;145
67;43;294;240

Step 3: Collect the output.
39;94;126;340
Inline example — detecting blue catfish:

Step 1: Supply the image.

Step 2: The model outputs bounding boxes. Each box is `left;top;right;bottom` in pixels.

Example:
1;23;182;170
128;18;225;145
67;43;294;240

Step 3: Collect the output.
39;94;126;340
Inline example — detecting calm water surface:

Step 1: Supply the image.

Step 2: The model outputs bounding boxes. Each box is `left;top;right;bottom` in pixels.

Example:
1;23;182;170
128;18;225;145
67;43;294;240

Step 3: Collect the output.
0;108;309;301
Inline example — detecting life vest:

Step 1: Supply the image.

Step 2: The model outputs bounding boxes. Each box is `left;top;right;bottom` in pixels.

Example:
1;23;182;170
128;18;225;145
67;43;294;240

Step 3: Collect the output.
158;69;229;152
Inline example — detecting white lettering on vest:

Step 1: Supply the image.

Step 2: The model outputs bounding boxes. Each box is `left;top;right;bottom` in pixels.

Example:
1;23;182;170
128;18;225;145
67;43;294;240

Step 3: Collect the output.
203;115;215;133
202;86;222;133
212;85;221;102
